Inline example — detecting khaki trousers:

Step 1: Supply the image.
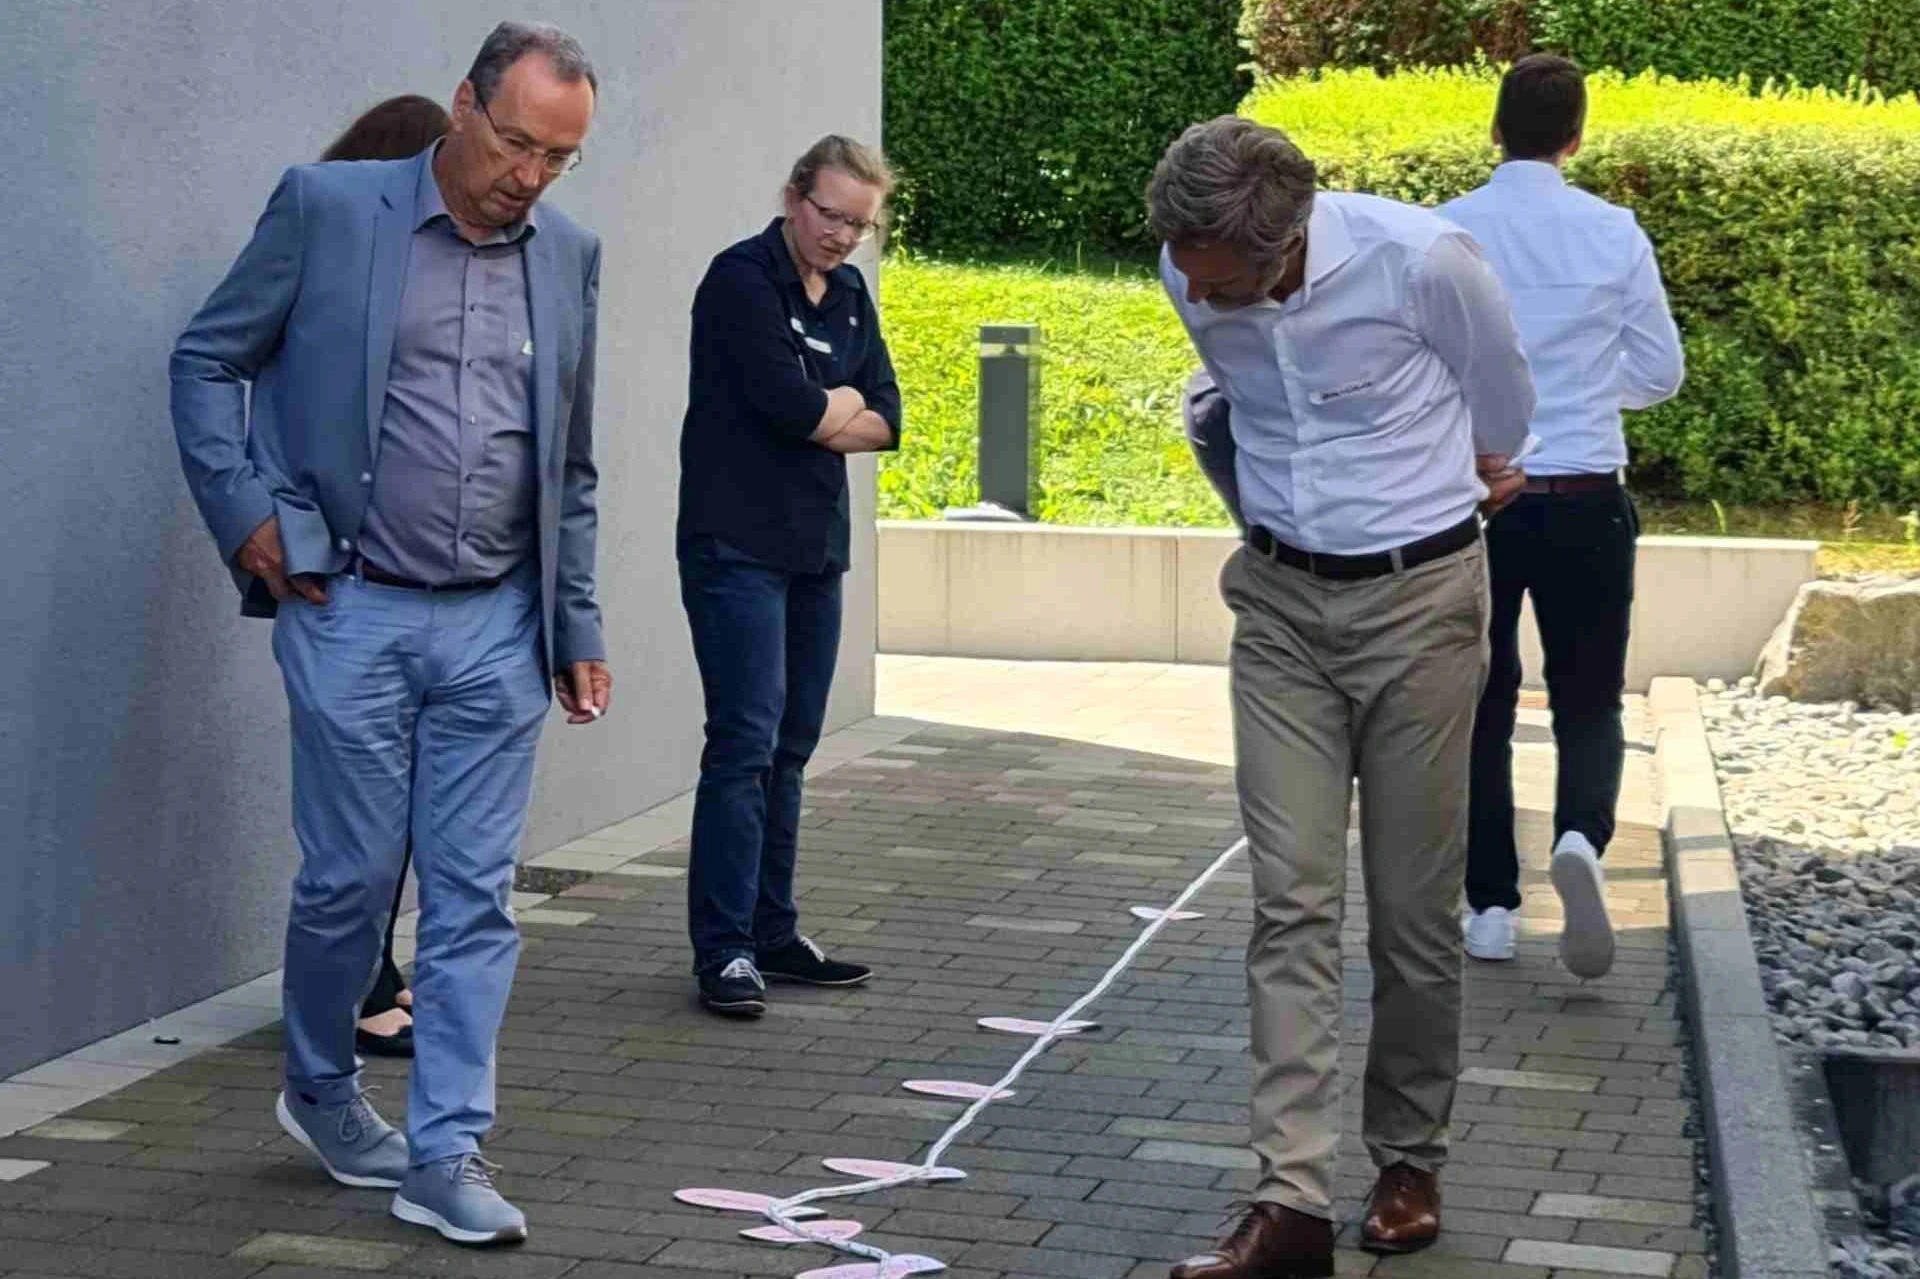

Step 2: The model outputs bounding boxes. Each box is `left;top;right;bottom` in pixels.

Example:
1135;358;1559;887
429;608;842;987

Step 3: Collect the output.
1223;539;1489;1219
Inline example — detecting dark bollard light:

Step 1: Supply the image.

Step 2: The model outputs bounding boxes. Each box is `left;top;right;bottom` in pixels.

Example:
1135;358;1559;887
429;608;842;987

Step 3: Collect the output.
944;323;1041;522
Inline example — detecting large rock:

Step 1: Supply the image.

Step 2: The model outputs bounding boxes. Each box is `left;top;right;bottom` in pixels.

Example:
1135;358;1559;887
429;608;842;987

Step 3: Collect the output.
1756;575;1920;710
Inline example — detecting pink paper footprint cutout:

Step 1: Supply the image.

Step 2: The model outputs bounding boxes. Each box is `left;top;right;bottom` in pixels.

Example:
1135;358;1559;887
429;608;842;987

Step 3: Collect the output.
1130;906;1205;922
797;1256;947;1279
742;1219;865;1243
673;1188;823;1217
977;1017;1097;1037
902;1080;1015;1101
822;1158;966;1181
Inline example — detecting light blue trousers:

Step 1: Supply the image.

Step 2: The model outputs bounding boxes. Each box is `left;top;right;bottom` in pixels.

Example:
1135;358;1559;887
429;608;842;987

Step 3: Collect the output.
272;566;549;1166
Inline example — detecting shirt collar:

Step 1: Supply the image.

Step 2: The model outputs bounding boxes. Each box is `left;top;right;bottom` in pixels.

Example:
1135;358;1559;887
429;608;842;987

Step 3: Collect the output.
415;139;537;244
1489;159;1567;187
760;217;800;285
1294;194;1356;305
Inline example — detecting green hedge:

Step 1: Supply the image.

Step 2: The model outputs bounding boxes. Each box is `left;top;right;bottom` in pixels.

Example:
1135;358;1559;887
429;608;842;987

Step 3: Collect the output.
882;0;1246;257
1243;67;1920;507
1240;0;1920;97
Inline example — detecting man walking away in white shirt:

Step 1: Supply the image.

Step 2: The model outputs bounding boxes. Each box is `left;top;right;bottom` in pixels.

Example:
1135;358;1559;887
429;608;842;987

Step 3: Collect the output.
1150;117;1537;1279
1439;56;1684;981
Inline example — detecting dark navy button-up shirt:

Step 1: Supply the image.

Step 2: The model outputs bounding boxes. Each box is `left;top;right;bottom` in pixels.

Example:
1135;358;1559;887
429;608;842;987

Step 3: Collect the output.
677;218;902;575
360;146;538;584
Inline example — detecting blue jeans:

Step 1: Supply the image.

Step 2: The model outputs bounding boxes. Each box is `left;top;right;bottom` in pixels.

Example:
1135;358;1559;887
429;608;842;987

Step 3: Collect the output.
678;537;843;976
272;565;549;1165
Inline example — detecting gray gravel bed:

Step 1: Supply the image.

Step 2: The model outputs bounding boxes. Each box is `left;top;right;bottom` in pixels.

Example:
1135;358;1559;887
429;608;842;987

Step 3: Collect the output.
1698;680;1920;1278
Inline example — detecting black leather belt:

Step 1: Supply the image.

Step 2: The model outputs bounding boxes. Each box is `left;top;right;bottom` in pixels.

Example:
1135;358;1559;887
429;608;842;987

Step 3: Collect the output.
1246;515;1481;581
354;557;508;593
1521;473;1621;496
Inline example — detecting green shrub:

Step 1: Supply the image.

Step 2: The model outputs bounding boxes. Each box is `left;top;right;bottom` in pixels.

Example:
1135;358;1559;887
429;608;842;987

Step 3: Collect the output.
882;0;1247;258
1239;0;1920;96
1239;0;1530;77
1238;67;1920;507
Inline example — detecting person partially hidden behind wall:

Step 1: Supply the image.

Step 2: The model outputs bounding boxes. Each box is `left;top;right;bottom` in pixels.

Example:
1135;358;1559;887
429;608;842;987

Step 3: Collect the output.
313;92;454;1064
169;22;610;1246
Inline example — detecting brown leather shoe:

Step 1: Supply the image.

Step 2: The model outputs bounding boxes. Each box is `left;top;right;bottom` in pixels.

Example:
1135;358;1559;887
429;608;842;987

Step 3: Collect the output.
1360;1163;1441;1254
1171;1201;1334;1279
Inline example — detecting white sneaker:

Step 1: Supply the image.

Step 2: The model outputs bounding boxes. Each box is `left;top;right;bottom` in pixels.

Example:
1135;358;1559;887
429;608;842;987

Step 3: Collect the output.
1463;906;1516;961
1551;832;1616;979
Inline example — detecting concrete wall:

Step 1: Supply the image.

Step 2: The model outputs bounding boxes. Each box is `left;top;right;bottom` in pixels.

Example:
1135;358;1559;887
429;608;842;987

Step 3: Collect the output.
0;2;882;1078
878;521;1819;689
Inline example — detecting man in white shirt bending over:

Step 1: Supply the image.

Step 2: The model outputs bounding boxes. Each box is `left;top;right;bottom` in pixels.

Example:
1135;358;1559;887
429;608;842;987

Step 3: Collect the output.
1439;55;1684;981
1151;116;1536;1279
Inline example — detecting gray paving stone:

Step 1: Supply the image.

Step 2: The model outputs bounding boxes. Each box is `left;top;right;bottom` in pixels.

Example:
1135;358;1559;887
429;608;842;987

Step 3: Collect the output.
1128;1139;1256;1171
956;1239;1141;1279
1460;1066;1601;1093
1533;1193;1695;1227
1503;1239;1676;1276
964;915;1085;935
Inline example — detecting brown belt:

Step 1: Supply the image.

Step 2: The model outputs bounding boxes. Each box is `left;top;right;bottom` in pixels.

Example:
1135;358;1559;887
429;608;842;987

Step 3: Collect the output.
354;558;508;593
1521;473;1621;496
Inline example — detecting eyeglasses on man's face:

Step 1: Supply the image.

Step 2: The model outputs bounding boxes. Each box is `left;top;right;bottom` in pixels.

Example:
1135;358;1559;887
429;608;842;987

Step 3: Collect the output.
476;98;582;178
804;194;878;242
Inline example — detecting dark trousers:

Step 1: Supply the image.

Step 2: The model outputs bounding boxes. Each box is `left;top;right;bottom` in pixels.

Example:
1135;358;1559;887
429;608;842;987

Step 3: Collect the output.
1466;484;1638;912
678;537;843;976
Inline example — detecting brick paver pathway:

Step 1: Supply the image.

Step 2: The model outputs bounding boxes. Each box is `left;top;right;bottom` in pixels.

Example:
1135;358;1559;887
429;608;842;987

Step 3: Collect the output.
0;660;1705;1279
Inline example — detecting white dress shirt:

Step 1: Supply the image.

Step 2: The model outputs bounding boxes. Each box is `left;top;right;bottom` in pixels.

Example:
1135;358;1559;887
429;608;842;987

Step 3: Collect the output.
1438;161;1684;476
1162;192;1536;556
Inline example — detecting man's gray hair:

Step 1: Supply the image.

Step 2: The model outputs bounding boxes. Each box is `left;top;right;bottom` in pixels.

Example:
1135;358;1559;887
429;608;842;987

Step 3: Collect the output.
1147;116;1317;261
466;21;598;105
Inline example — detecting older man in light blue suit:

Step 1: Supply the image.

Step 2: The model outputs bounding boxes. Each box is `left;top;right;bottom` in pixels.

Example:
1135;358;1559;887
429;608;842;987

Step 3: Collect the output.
168;22;609;1247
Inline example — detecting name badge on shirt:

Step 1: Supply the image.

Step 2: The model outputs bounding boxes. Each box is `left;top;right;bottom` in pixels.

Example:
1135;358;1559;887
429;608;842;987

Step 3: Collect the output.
1308;378;1374;405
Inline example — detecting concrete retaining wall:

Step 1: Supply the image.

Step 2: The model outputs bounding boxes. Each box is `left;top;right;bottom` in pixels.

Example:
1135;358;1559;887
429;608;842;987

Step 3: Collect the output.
880;521;1817;689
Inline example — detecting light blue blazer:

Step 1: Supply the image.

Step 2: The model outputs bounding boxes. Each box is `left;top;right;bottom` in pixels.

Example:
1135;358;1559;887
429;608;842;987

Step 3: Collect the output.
168;147;605;669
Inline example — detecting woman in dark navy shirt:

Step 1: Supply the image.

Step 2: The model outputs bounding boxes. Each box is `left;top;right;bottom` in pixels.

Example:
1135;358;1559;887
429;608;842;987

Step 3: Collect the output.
676;135;901;1017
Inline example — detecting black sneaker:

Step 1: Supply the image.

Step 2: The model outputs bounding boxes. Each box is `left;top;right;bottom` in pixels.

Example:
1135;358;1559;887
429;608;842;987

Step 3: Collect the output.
758;936;872;987
699;957;767;1017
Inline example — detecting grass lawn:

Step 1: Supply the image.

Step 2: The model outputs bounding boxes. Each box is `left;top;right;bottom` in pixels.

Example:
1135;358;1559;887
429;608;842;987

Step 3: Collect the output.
876;256;1920;577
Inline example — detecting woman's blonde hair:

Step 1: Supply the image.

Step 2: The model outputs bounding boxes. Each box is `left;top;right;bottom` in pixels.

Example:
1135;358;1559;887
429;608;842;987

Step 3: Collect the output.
787;134;896;203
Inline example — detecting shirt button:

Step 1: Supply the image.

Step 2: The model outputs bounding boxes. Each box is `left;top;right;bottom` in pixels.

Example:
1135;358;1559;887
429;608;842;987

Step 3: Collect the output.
336;538;352;552
359;471;372;484
468;414;477;424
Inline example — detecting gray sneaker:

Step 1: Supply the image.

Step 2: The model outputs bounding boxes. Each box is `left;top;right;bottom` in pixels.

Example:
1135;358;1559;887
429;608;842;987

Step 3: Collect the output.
275;1088;409;1188
392;1154;528;1245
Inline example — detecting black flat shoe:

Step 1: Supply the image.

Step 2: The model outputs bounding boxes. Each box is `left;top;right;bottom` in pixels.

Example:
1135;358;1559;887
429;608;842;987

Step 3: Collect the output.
699;958;768;1018
758;936;871;987
356;1020;415;1058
